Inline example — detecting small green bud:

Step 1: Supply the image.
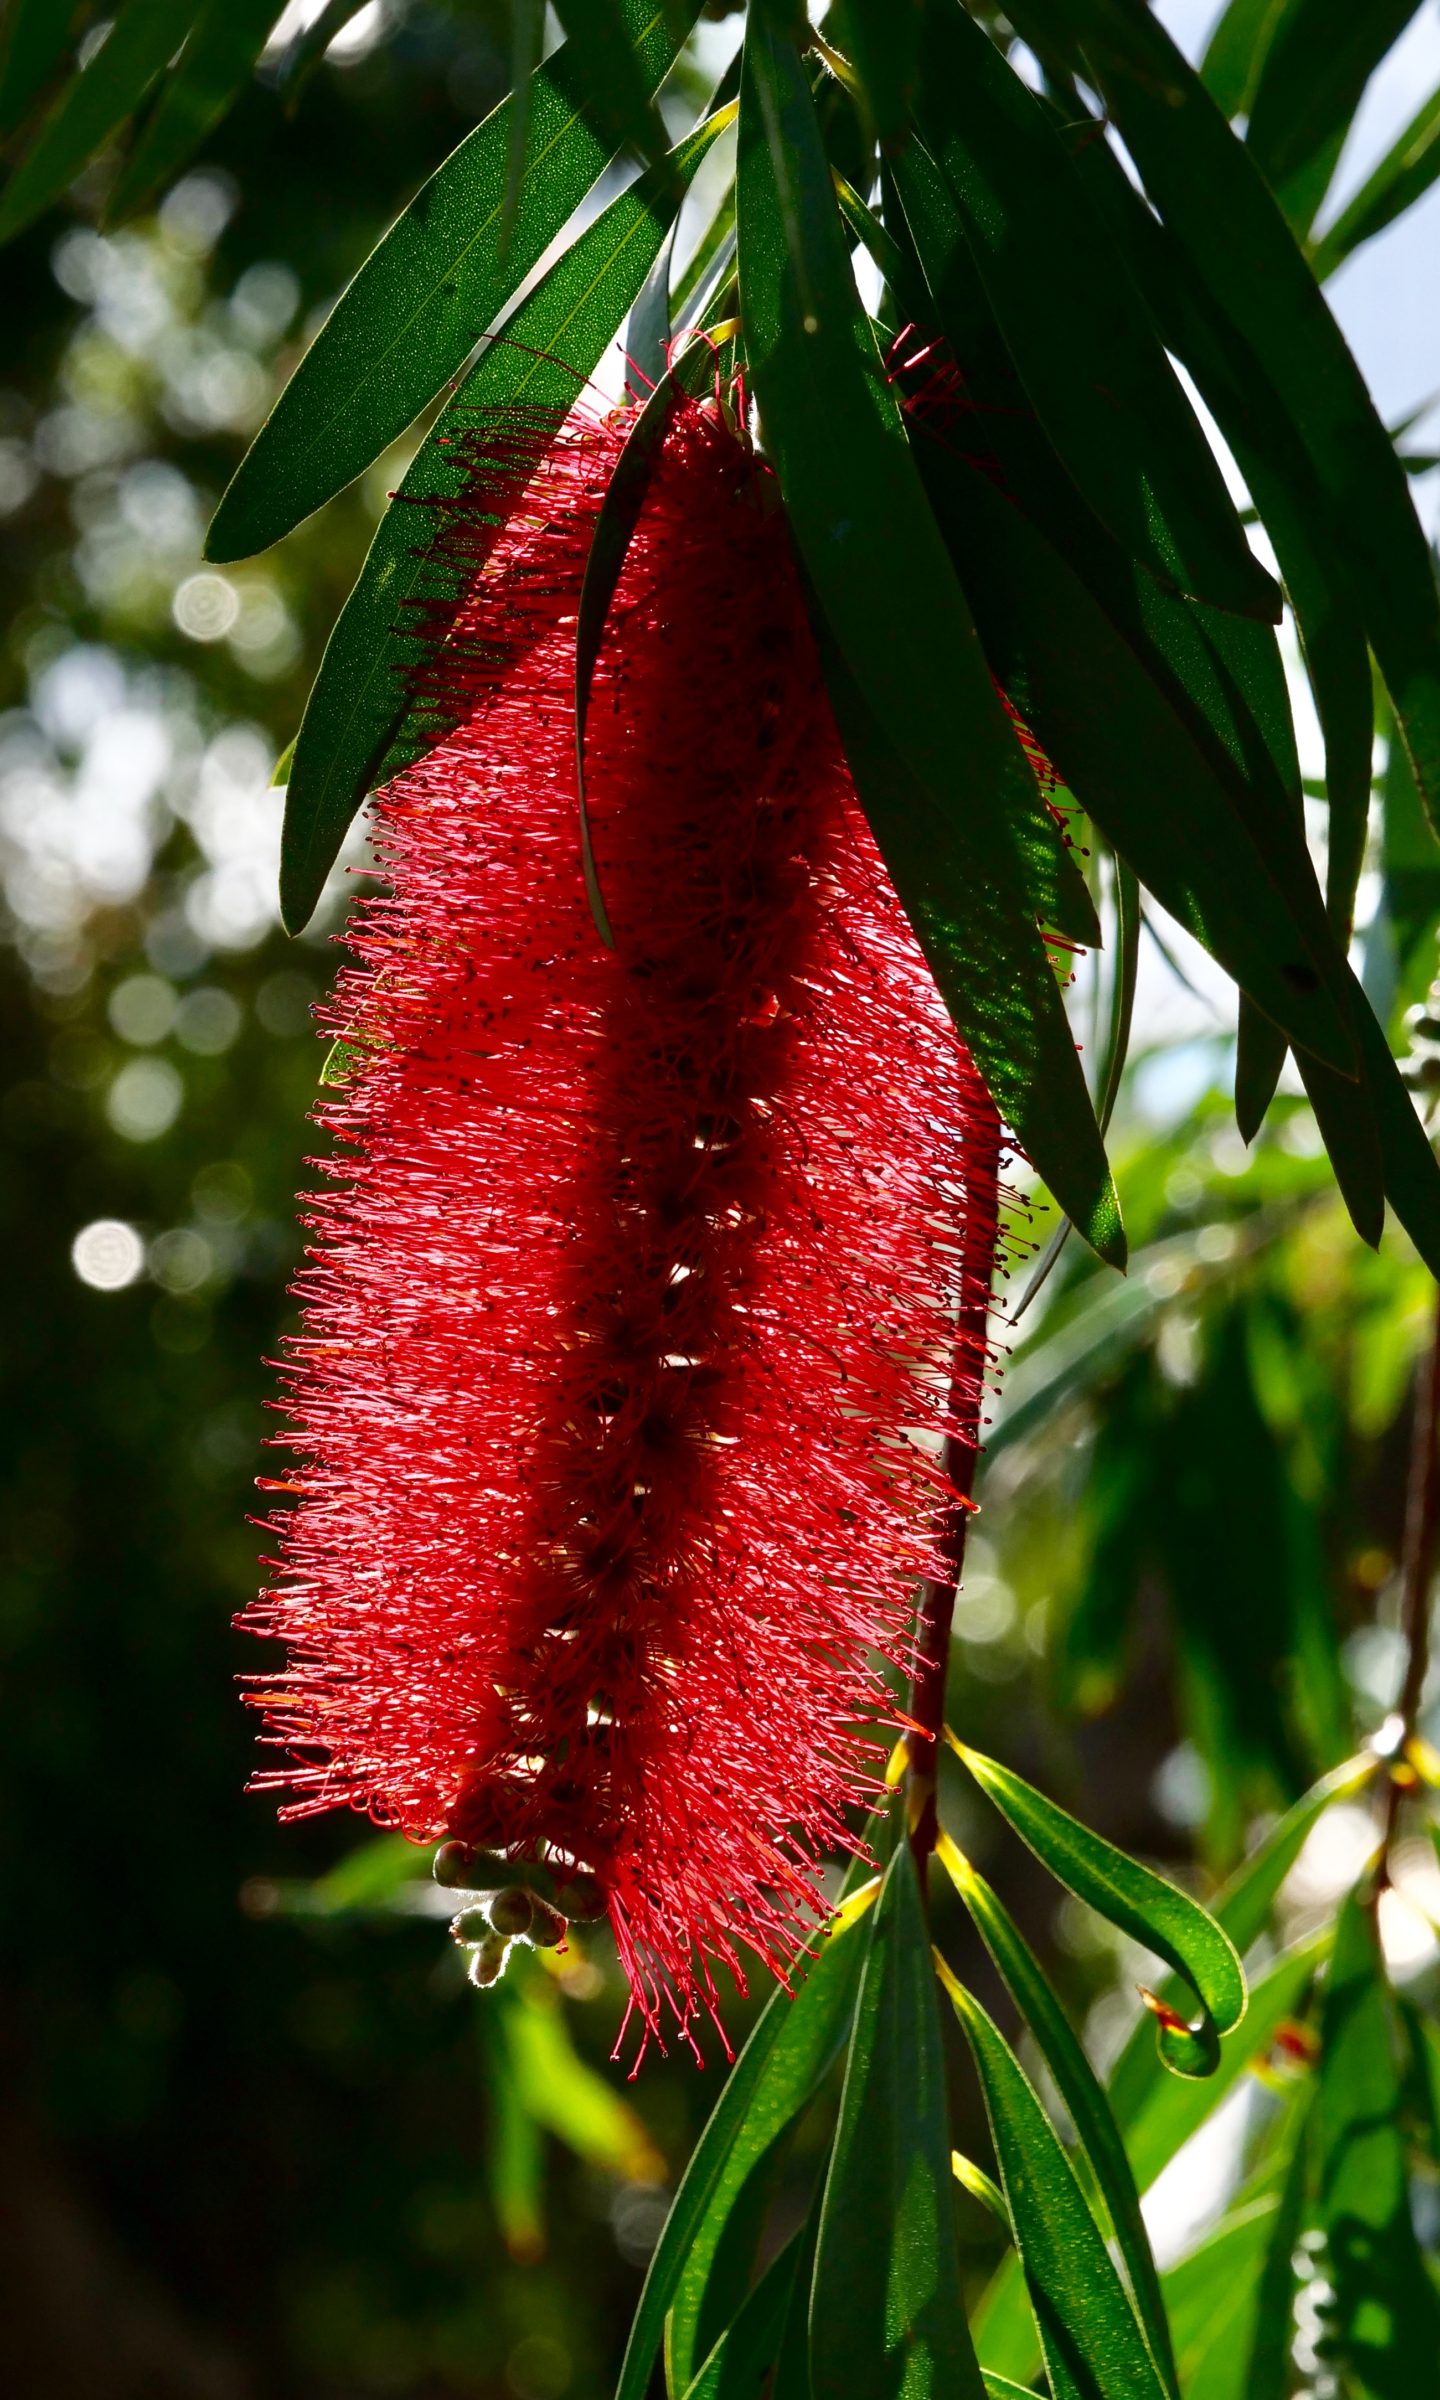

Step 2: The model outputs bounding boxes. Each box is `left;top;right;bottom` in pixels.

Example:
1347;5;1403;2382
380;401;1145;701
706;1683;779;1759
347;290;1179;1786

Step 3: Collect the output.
450;1906;492;1945
553;1873;607;1923
433;1840;475;1889
467;1933;510;1988
487;1886;535;1938
525;1896;568;1949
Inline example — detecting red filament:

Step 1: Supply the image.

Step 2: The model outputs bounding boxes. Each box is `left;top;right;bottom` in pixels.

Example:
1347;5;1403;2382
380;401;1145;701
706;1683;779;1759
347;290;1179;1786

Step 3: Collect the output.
243;397;1004;2046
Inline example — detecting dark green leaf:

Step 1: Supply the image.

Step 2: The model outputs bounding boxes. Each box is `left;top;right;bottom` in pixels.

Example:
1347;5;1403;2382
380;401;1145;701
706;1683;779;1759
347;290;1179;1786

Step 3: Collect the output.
1019;0;1440;836
950;1739;1245;2075
1378;695;1440;980
1310;76;1440;280
500;0;545;250
617;1881;877;2400
912;0;1278;623
736;16;1121;1260
1234;1001;1287;1144
552;0;674;181
0;0;88;141
937;1837;1177;2396
768;2181;822;2400
680;2231;804;2400
939;1964;1170;2400
812;1847;984;2400
914;438;1356;1076
0;0;194;244
1245;0;1423;215
1315;1884;1440;2396
835;0;922;151
278;107;729;932
105;0;279;222
1200;0;1296;120
206;0;696;563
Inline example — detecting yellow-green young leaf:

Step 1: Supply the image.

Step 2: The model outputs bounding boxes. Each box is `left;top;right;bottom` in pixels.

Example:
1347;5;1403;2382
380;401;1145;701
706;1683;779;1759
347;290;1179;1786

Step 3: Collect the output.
980;2378;1038;2400
277;105;731;933
1315;1885;1440;2390
1104;1753;1374;2129
1014;0;1440;837
950;1739;1244;2075
104;0;279;222
0;0;196;244
205;0;698;564
812;1848;984;2400
615;1881;877;2400
1310;76;1440;279
938;1838;1177;2396
736;15;1121;1263
912;0;1278;625
939;1966;1170;2400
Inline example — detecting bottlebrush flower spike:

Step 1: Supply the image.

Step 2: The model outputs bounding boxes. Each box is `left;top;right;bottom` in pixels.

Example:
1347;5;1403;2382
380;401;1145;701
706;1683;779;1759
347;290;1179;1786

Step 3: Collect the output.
243;393;1009;2051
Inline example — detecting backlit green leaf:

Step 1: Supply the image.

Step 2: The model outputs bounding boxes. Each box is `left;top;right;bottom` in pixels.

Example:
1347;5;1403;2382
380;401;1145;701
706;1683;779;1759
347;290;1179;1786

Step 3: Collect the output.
812;1847;984;2400
949;1740;1244;2076
680;2230;804;2400
1200;0;1296;120
1245;0;1423;216
1310;76;1440;280
206;0;696;562
551;0;674;181
105;0;279;223
1121;1938;1323;2193
0;0;195;245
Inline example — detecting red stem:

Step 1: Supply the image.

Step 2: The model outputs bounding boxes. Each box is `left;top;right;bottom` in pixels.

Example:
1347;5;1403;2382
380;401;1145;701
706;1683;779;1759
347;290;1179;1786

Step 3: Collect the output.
906;1088;1004;1881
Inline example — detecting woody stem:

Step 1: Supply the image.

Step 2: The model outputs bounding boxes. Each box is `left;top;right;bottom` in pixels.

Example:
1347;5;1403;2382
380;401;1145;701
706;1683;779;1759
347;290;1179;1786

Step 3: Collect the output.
906;1090;1004;1884
1381;1282;1440;1869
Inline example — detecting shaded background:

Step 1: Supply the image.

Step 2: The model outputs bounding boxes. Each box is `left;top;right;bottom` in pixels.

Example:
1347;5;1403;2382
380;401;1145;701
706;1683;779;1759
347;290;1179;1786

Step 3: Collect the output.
5;4;1440;2395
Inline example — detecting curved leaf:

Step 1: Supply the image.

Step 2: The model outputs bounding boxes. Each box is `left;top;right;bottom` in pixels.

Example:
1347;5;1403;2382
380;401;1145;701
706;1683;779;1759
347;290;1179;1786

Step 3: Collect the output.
1310;76;1440;280
939;1964;1170;2400
913;0;1278;624
1122;1936;1323;2192
949;1738;1244;2075
937;1836;1177;2395
105;0;279;223
278;106;731;932
737;13;1121;1262
616;1881;877;2400
812;1847;984;2400
206;0;697;562
0;0;195;245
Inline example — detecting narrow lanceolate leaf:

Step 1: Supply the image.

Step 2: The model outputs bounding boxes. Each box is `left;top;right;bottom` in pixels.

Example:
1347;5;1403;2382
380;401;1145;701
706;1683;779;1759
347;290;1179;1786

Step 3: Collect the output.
912;0;1278;624
1244;0;1423;215
615;1883;876;2400
206;0;697;562
278;109;730;933
1104;1753;1374;2130
1160;2194;1279;2394
1242;2104;1311;2399
1316;1885;1440;2393
0;0;195;244
1200;0;1296;120
105;0;280;223
680;2231;803;2400
937;1837;1177;2396
737;13;1121;1262
939;1966;1170;2400
1310;77;1440;281
812;1848;984;2400
1121;1937;1323;2192
837;0;922;151
949;1739;1244;2076
551;0;674;181
1020;0;1440;831
0;0;87;141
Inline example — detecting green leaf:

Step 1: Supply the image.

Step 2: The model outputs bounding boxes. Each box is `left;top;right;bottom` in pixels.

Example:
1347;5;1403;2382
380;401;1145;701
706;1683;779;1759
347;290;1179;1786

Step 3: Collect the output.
1121;1937;1323;2193
768;2186;823;2400
500;1959;663;2184
914;437;1356;1077
1310;75;1440;280
1019;0;1440;837
950;1738;1245;2075
1200;0;1296;120
277;0;375;95
0;0;88;141
937;1836;1177;2396
912;1;1278;625
680;2231;804;2400
939;1964;1170;2400
206;0;696;563
980;2380;1037;2400
1245;0;1423;216
616;1881;877;2400
1240;2102;1311;2399
1378;694;1440;979
835;0;922;152
0;0;195;245
812;1846;985;2400
552;0;674;181
1161;2194;1278;2389
277;105;730;933
1315;1884;1440;2395
104;0;279;223
736;16;1121;1261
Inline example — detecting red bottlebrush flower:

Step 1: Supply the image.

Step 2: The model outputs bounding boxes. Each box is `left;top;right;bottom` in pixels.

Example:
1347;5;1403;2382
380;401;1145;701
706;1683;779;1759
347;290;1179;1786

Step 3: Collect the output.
242;394;1005;2048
